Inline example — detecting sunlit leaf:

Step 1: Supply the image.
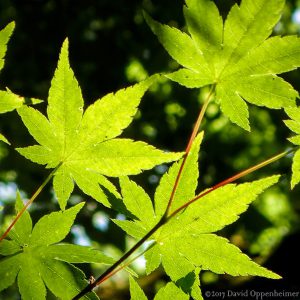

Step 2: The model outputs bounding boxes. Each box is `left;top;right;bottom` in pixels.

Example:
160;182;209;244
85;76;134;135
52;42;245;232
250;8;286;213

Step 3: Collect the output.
0;197;112;299
145;0;299;130
17;39;182;209
285;107;300;188
116;134;280;298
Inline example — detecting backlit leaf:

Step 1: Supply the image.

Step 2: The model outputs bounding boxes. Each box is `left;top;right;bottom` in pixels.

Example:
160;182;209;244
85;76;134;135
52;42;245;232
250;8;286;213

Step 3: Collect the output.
115;135;280;298
0;199;112;299
129;276;148;300
29;203;84;246
129;277;188;300
285;107;300;188
17;39;182;209
0;133;10;145
155;283;189;300
145;0;299;130
0;22;14;72
173;234;280;278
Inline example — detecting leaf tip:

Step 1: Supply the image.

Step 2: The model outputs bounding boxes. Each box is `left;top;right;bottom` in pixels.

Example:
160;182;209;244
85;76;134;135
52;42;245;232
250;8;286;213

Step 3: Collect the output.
24;97;44;106
0;133;10;145
265;270;282;280
244;122;251;132
142;11;158;32
59;38;70;63
15;190;24;211
172;151;185;161
62;37;69;48
139;73;160;90
290;178;298;190
1;21;15;39
197;130;204;141
142;10;150;22
73;201;86;212
6;21;15;32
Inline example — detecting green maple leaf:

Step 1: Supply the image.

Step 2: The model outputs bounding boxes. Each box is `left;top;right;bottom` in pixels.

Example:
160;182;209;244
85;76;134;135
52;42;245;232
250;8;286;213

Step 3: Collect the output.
0;22;42;144
114;133;280;299
0;193;113;300
144;0;300;130
0;22;14;73
17;39;182;209
284;107;300;188
0;22;18;145
0;89;43;145
130;276;189;300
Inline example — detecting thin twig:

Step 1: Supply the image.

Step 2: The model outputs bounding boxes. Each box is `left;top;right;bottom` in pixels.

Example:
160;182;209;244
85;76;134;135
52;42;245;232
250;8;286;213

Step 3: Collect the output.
96;242;156;287
72;220;163;300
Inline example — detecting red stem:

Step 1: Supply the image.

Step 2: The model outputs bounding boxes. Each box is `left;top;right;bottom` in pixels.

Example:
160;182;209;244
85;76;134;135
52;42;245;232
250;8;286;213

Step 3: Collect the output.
0;163;62;242
72;148;292;299
164;85;215;216
72;76;294;299
72;87;215;299
96;242;155;287
167;149;291;220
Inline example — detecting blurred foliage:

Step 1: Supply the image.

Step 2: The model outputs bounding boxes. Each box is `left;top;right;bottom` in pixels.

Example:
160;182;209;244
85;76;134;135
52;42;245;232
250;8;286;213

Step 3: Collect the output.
0;0;300;299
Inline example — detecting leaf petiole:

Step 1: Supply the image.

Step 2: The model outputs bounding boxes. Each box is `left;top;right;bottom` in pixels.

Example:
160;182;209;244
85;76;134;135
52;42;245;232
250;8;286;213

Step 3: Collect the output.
0;162;63;242
167;147;296;220
96;242;156;287
164;84;215;217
